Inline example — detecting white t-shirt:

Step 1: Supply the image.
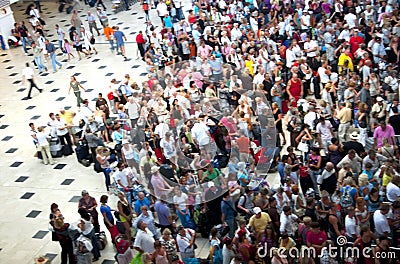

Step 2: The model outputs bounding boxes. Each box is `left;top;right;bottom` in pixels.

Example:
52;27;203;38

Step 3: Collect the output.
156;3;169;17
345;215;360;237
344;13;357;29
22;67;34;79
134;228;155;253
304;40;318;57
36;131;49;146
114;169;130;188
373;210;390;236
191;122;211;146
387;182;400;202
173;192;188;211
160;138;176;159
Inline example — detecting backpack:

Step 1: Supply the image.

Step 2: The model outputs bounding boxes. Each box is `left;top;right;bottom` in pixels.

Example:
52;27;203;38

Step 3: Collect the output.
235;195;247;215
340;186;354;209
212;243;223;264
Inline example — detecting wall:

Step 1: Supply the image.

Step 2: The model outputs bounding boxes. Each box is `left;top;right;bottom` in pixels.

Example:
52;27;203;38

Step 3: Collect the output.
0;5;16;49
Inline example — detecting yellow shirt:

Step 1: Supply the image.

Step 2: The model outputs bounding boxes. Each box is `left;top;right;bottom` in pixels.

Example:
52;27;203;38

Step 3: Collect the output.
60;111;74;125
383;174;393;187
337;107;352;124
248;212;272;233
338;53;354;73
245;60;254;76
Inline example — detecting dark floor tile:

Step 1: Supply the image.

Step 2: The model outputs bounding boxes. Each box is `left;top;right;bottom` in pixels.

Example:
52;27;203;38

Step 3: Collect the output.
45;81;54;85
69;196;81;202
102;260;116;264
111;18;117;20
3;136;13;141
67;66;75;69
129;32;136;35
56;97;65;101
61;179;75;185
137;17;144;19
92;98;97;101
64;106;71;110
92;59;100;62
86;89;93;92
0;114;3;119
10;161;22;168
28;54;33;57
131;12;137;15
123;27;130;30
105;73;114;76
13;80;21;84
50;89;59;93
54;164;67;169
124;58;131;61
49;16;56;18
45;12;51;14
41;72;49;76
117;22;123;25
26;210;41;218
80;81;87;84
31;115;41;120
44;253;58;261
6;148;18;153
9;72;18;76
0;125;8;129
17;88;26;92
61;59;68;63
32;230;48;239
20;192;34;199
60;19;66;22
15;176;28;182
132;65;139;68
47;34;54;37
3;59;10;63
26;105;36;110
98;65;107;69
140;72;147;76
74;73;81;76
21;97;30;101
6;66;14;69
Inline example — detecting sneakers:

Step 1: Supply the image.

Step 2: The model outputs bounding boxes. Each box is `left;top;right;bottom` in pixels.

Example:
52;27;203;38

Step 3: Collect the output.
124;57;128;61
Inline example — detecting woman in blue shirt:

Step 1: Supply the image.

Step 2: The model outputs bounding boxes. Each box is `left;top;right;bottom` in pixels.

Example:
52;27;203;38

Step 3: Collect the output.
100;195;114;229
237;162;250;187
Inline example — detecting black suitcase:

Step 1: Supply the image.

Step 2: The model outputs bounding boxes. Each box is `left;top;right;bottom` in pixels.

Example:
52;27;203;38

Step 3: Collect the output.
96;231;107;250
59;3;65;13
159;164;176;182
62;144;74;156
66;5;73;14
75;144;89;161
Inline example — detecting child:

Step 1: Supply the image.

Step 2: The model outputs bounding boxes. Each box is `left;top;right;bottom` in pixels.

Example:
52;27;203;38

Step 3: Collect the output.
64;39;75;61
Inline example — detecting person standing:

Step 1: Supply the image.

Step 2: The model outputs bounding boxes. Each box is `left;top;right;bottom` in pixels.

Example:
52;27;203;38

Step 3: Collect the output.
36;126;55;165
18;21;30;55
31;42;47;73
78;190;101;233
55;24;65;52
22;62;42;99
86;11;100;36
68;76;86;107
114;26;128;61
136;31;146;58
45;39;62;73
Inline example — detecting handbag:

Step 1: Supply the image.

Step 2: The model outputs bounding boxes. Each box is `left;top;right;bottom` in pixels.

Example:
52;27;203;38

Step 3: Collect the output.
297;141;309;153
123;123;131;132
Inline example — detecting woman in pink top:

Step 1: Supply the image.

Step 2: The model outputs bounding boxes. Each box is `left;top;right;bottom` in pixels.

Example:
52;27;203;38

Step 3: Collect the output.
373;121;396;149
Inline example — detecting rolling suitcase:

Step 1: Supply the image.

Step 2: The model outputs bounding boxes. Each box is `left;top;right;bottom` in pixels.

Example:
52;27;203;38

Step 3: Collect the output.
66;5;73;14
115;246;133;264
75;141;90;161
96;231;107;250
62;144;74;156
59;2;65;12
50;137;62;158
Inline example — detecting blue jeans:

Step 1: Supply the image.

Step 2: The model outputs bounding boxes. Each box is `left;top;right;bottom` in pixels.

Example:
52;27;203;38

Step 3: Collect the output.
226;217;237;239
58;40;65;53
50;52;62;72
273;96;282;110
21;37;30;53
108;39;115;50
102;168;111;191
86;229;101;259
34;56;46;72
176;209;191;228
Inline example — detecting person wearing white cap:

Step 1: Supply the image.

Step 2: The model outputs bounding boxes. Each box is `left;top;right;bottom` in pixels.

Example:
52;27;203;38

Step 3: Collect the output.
150;166;173;198
248;207;272;234
271;77;283;109
371;97;387;123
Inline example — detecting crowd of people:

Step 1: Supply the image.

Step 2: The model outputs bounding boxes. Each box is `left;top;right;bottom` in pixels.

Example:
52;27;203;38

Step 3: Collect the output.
16;0;400;263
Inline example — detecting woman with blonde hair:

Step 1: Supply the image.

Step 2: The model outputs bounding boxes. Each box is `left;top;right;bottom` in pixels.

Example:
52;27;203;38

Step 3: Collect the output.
379;137;394;158
355;197;370;228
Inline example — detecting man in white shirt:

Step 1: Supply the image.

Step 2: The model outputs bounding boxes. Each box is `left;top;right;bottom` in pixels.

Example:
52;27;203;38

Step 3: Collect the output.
303;106;320;130
114;162;133;202
125;96;140;129
176;226;196;259
22;62;42;99
304;35;318;58
54;113;73;148
387;180;400;202
316;117;334;151
279;206;299;236
345;207;359;242
36;126;55;165
373;203;391;237
191;115;212;158
134;221;155;253
156;0;169;22
252;68;265;90
154;119;169;139
344;10;357;29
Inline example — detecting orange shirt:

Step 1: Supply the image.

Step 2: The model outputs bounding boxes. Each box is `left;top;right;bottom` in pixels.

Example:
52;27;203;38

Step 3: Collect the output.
237;136;251;154
104;27;113;40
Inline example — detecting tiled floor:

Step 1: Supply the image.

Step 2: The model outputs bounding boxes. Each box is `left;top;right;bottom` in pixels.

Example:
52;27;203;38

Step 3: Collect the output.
0;1;280;263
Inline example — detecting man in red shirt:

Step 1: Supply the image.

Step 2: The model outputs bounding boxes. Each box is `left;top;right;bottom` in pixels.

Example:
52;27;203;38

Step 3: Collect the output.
349;29;364;54
136;31;146;58
236;129;254;165
306;222;328;255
